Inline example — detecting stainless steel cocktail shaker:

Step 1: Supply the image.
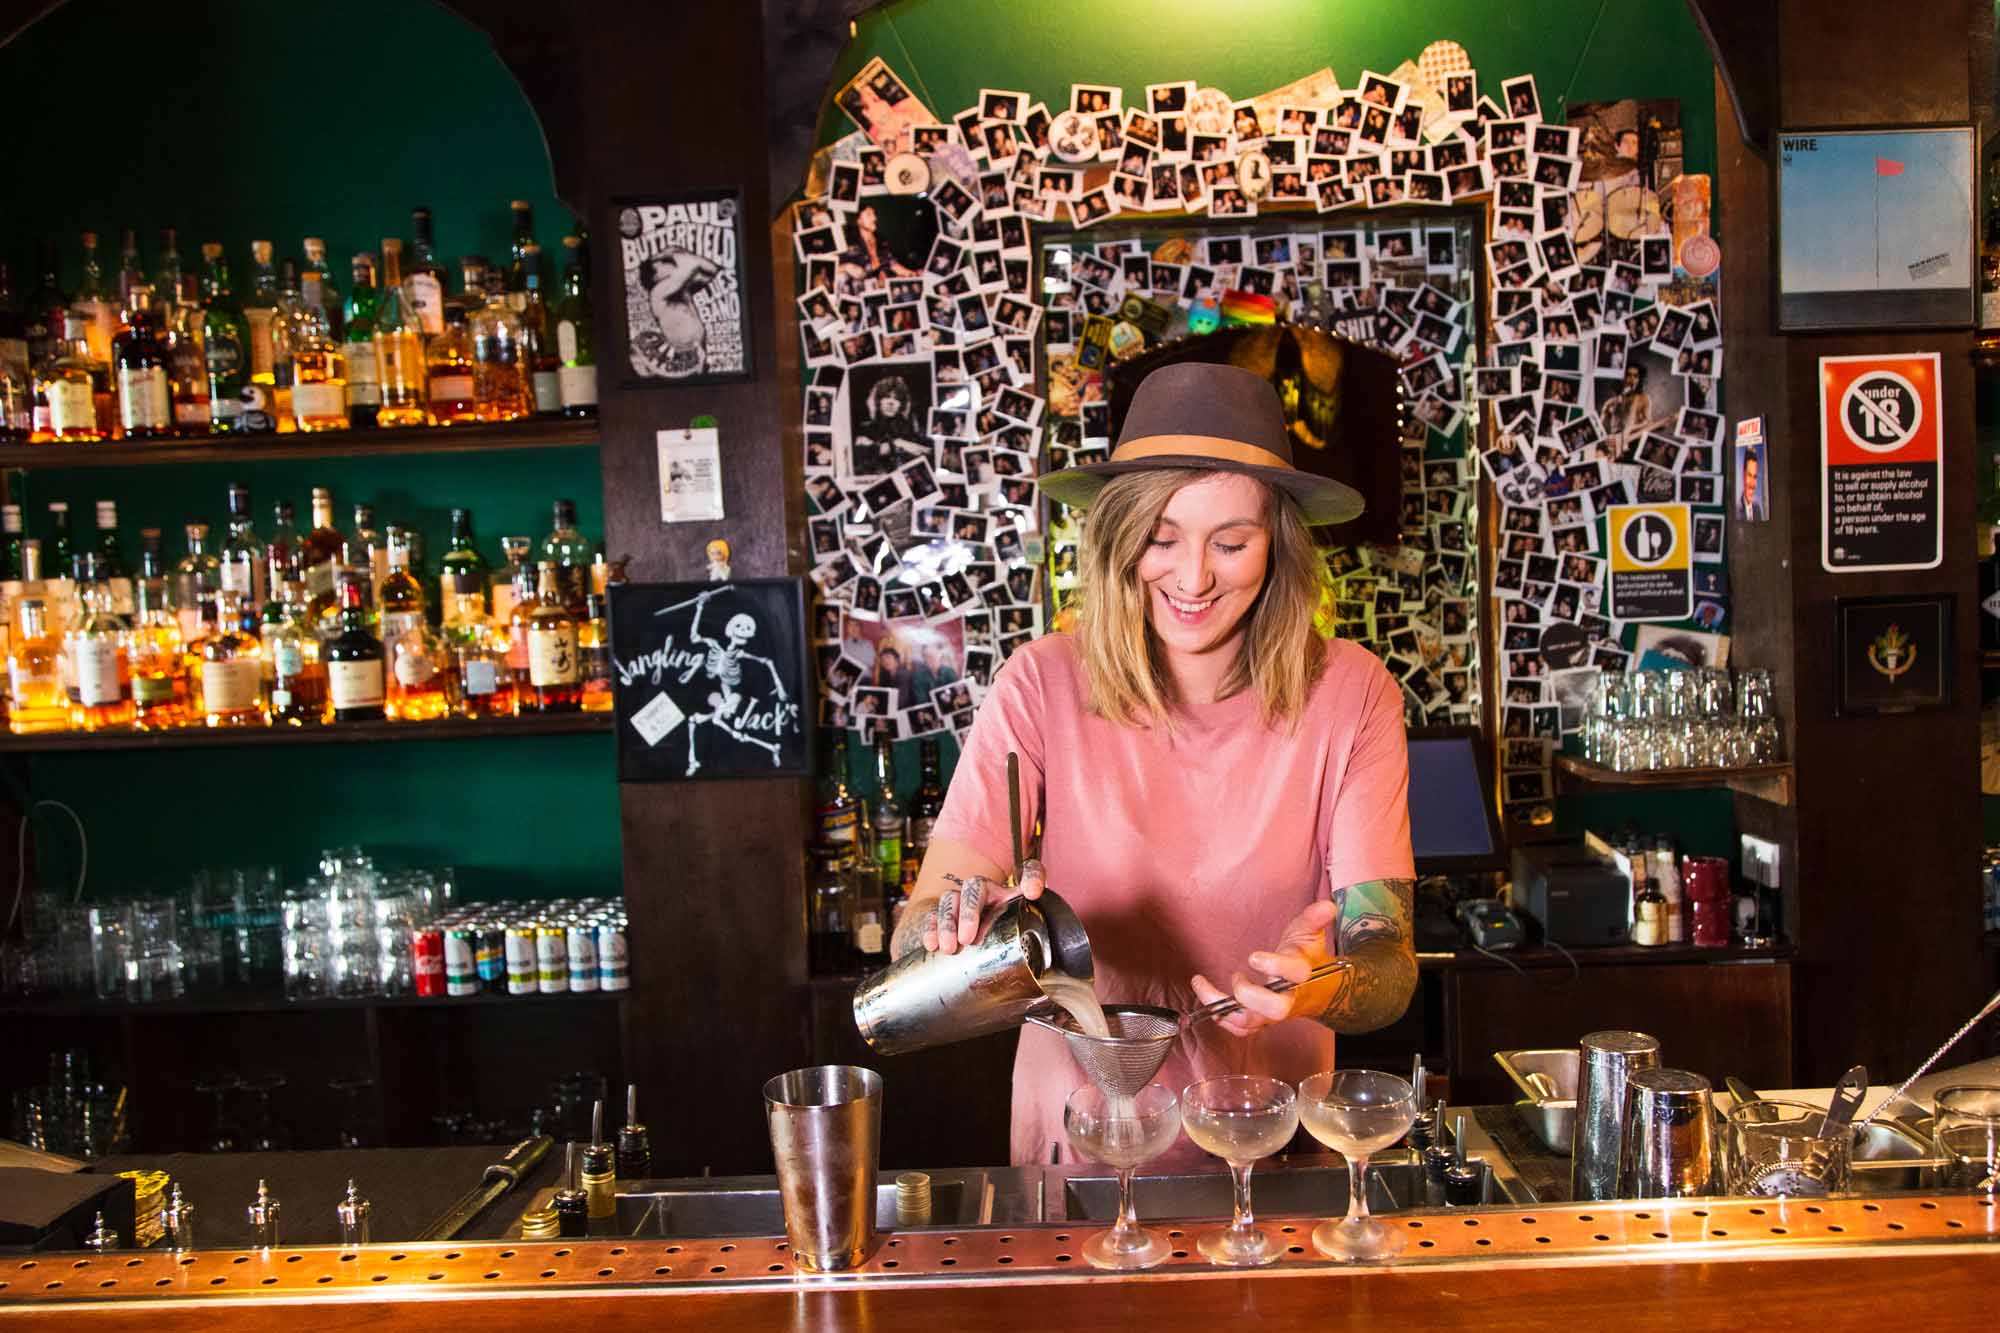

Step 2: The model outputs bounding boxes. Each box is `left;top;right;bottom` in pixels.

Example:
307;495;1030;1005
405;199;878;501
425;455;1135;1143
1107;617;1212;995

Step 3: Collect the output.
1572;1029;1661;1200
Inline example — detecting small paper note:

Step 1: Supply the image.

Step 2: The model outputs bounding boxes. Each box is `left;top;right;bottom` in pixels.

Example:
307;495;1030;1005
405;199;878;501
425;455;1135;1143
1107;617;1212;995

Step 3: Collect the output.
629;690;687;747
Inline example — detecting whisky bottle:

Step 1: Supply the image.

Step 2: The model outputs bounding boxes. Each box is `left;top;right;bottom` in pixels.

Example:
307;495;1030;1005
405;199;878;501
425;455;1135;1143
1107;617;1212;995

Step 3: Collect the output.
908;737;944;864
242;240;281;388
523;561;581;713
73;231;115;365
47;501;73;580
65;554;133;732
7;597;68;734
153;229;184;307
325;576;386;722
342;253;379;428
493;534;533;627
267;499;301;578
173;522;221;644
507;199;537;294
438;507;488;613
1;505;21;580
162;274;210;434
112;286;171;439
92;499;133;618
372;240;429;427
269;257;301;432
349;504;385;603
301;238;343;336
445;589;513;719
579;592;613;713
219;483;267;611
555;234;597;417
386;610;452;723
116;228;145;312
37;313;112;441
425;303;478;425
266;575;328;726
290;272;349;432
302;487;345;609
541;499;592;615
200;588;265;728
379;531;426;642
198;244;249;432
515;247;563;414
129;537;187;729
469;261;534;422
406;207;448;338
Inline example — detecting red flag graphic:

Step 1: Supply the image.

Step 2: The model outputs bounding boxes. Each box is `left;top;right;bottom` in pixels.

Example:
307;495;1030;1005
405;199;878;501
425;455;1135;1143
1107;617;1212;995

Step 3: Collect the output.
1876;157;1905;176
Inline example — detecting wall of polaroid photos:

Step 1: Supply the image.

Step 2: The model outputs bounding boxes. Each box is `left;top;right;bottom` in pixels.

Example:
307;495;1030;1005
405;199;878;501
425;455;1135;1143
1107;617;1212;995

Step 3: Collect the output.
797;41;1727;817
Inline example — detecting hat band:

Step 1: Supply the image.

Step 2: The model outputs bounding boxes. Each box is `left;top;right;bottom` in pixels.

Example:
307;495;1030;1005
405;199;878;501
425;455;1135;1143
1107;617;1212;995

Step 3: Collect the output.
1109;433;1292;472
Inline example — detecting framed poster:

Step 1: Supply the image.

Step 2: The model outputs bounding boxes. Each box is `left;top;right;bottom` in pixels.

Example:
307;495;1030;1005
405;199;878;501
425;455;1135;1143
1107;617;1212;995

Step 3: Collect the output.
1775;125;1976;331
1834;593;1953;716
1818;352;1943;573
616;189;753;385
609;579;809;781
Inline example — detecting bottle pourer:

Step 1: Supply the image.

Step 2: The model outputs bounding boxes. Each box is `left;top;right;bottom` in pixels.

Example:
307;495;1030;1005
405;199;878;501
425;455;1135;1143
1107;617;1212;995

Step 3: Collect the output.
163;1183;195;1251
616;1082;652;1180
84;1210;118;1252
246;1178;281;1250
336;1178;371;1248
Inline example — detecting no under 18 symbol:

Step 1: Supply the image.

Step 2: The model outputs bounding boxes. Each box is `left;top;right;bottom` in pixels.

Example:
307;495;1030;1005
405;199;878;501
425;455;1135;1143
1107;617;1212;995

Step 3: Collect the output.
1621;511;1676;566
1840;371;1921;453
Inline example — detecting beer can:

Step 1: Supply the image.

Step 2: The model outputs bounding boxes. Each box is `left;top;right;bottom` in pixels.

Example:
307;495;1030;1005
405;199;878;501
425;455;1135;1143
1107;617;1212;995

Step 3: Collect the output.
412;927;446;997
474;924;506;991
535;924;568;994
597;919;630;992
566;923;599;993
444;928;480;997
505;925;539;996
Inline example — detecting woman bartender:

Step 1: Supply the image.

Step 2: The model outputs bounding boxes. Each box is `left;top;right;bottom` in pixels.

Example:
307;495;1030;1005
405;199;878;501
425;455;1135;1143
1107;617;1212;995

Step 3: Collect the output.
891;362;1417;1166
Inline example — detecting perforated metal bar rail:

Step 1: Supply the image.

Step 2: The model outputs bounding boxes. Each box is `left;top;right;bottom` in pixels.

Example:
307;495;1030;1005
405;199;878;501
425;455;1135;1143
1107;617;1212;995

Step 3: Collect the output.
2;1193;1994;1306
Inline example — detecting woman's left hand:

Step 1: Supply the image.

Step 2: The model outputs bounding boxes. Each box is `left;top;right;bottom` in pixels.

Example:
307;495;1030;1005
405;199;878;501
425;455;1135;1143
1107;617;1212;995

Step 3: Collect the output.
1189;901;1341;1039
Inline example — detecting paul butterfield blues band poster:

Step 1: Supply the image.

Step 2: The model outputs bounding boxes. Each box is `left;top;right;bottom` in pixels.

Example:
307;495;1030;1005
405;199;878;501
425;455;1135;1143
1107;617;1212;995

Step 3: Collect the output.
617;189;752;384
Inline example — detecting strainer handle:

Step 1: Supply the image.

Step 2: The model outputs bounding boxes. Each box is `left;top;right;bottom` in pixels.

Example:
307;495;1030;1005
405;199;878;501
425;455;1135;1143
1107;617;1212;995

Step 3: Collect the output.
1183;959;1352;1028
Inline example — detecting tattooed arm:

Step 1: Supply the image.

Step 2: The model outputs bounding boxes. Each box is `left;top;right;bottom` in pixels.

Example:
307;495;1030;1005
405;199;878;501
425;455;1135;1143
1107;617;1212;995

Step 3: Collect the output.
887;836;1048;960
1188;878;1417;1038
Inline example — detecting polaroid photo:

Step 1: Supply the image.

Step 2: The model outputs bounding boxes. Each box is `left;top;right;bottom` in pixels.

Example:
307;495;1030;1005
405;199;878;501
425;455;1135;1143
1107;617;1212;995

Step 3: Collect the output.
1500;73;1541;121
1531;153;1581;191
1071;83;1120;115
1641;234;1674;279
979;88;1027;122
1146;80;1194;116
1680;474;1720;505
1357;69;1409;114
1070;188;1116;227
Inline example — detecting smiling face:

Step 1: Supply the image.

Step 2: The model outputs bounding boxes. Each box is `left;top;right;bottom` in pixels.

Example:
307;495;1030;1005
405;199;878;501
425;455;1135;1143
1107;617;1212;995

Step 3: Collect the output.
1133;472;1273;665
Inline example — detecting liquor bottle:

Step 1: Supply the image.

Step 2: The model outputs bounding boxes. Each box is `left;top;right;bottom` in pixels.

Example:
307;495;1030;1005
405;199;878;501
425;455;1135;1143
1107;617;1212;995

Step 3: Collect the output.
116;229;145;311
267;500;301;583
870;735;904;896
199;588;265;728
112;286;172;438
523;561;580;713
1652;835;1685;945
301;487;344;610
541;499;591;615
37;314;112;442
806;845;855;975
379;530;426;642
342;254;380;428
372;239;428;427
385;594;451;724
154;229;184;305
469;262;534;421
7;598;67;734
499;536;534;669
438;507;488;613
129;531;188;728
1;505;21;581
93;500;132;617
26;241;65;373
0;262;29;442
301;239;343;336
424;302;478;425
445;588;513;718
815;729;861;846
507;200;536;294
908;738;943;864
219;483;267;611
348;503;385;601
266;573;328;726
269;257;302;432
555;234;597;417
241;240;281;389
325;576;386;722
407;207;447;337
74;231;115;365
47;502;73;578
579;592;613;713
162;275;210;434
173;522;220;643
198;244;250;433
65;554;133;732
289;272;349;432
514;246;563;414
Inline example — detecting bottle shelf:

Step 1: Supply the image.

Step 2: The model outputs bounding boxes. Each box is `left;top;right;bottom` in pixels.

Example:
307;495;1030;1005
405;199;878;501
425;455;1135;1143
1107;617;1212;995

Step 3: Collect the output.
1553;753;1795;806
0;988;629;1018
0;418;599;471
0;710;611;753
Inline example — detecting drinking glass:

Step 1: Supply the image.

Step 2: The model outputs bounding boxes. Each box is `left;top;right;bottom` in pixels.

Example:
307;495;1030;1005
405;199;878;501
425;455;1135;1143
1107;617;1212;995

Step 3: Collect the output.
281;887;329;1001
1726;1098;1849;1196
1063;1082;1182;1270
1299;1069;1416;1261
1738;668;1775;718
123;898;185;1003
1181;1075;1299;1266
1934;1085;2000;1191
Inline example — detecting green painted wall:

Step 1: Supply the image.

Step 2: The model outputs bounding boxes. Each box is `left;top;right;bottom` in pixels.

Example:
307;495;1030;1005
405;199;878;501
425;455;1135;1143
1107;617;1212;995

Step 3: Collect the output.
0;0;618;901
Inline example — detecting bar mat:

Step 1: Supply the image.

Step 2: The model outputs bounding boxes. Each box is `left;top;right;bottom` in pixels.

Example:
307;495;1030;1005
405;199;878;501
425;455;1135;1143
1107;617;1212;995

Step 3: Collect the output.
1474;1105;1570;1202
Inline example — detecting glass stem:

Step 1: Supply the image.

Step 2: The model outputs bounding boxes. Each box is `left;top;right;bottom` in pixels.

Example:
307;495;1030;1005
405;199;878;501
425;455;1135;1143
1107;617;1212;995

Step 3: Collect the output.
1115;1164;1139;1241
1230;1161;1255;1236
1347;1152;1371;1222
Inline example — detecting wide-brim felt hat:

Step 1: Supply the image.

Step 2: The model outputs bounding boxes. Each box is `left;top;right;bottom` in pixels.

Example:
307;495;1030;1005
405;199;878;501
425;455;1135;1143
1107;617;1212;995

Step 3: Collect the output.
1036;362;1366;525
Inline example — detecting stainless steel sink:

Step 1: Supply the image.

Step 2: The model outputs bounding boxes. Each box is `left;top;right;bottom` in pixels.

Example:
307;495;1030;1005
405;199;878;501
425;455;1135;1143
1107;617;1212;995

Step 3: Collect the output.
1054;1157;1522;1222
615;1170;991;1238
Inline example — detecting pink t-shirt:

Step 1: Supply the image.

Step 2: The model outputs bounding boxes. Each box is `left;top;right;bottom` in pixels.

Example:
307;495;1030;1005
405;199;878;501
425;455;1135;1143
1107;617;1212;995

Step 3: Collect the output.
931;632;1413;1167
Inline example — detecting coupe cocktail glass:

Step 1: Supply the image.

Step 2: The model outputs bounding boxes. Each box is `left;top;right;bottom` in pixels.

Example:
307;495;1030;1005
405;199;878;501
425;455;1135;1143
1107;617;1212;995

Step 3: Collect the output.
1063;1082;1181;1270
1300;1069;1416;1261
1181;1075;1299;1266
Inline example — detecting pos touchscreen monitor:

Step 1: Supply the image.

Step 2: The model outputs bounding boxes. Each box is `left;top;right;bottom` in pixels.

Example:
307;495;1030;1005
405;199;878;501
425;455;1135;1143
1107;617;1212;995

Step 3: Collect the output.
1404;726;1507;875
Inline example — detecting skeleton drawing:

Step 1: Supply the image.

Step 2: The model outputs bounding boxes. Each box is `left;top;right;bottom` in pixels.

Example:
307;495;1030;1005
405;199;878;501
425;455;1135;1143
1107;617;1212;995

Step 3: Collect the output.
675;589;789;776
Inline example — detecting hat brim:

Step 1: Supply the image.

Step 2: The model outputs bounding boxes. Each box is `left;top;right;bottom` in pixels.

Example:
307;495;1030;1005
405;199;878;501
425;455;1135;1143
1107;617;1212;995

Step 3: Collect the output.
1036;455;1366;526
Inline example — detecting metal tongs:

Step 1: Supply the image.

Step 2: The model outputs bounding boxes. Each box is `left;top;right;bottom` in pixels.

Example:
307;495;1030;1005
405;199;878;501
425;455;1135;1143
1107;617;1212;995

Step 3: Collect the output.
1181;958;1353;1030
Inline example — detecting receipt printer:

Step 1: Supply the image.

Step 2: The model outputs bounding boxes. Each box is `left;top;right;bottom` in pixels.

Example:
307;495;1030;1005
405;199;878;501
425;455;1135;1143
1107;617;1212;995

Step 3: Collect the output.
1511;841;1632;947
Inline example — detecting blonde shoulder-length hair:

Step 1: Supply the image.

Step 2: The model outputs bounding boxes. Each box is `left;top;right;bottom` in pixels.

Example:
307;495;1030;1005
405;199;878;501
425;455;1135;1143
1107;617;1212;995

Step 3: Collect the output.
1071;468;1330;729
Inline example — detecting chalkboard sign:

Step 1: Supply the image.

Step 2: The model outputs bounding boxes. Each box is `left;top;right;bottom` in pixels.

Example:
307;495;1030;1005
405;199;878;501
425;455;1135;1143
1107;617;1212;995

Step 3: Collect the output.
609;579;810;782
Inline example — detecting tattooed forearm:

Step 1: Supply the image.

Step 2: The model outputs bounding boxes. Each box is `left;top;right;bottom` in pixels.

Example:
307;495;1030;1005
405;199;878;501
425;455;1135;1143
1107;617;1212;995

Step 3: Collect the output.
1316;878;1416;1035
890;904;933;961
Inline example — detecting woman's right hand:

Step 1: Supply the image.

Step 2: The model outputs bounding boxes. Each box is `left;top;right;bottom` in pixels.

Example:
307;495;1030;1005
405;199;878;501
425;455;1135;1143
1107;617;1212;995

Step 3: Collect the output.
923;859;1046;955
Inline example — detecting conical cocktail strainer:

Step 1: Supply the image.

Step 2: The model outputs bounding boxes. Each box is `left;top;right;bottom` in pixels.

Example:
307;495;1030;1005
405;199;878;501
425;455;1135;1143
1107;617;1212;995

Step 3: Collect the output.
1029;1004;1182;1098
